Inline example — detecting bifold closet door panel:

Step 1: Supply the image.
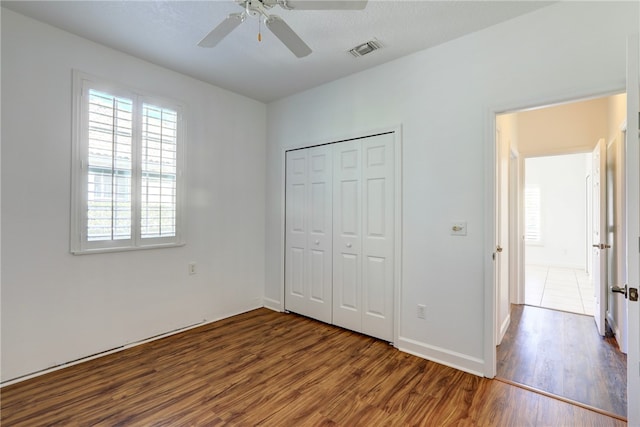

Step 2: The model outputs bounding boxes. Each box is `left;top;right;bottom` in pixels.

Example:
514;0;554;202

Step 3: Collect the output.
306;145;333;322
285;149;308;317
285;146;333;324
332;140;363;333
333;134;394;342
361;134;394;342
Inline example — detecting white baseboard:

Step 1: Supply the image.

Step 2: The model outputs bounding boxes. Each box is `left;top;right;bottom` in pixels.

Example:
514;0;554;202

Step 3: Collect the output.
497;314;511;346
263;297;282;312
607;310;621;339
396;336;485;377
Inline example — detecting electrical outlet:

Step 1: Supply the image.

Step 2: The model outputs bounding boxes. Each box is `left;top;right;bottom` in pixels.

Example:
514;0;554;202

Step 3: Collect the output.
417;304;426;319
188;262;196;275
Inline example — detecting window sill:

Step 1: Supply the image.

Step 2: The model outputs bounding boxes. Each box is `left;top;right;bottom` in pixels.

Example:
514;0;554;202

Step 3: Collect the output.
71;241;185;255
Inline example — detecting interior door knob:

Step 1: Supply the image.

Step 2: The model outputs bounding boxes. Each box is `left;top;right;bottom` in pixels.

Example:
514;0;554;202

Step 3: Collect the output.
611;284;628;298
496;246;503;253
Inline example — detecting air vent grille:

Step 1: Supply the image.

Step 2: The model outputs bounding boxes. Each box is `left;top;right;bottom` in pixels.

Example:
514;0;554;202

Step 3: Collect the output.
349;39;382;57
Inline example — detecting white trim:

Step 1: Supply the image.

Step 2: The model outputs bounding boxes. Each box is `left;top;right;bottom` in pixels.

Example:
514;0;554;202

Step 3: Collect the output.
0;304;262;387
607;310;622;343
519;144;598;158
279;125;403;346
393;126;403;347
509;151;523;305
397;336;485;377
263;297;282;312
618;123;628;354
624;33;640;426
498;314;511;345
484;106;498;378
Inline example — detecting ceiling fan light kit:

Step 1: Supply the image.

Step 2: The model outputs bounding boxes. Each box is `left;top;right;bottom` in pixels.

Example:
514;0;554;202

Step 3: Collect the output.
198;0;368;58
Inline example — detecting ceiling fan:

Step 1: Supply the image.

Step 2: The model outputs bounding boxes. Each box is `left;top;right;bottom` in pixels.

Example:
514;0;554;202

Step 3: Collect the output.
198;0;368;58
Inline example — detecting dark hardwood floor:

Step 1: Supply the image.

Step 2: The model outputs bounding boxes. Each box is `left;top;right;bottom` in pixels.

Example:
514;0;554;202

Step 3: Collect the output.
497;304;627;418
2;308;627;426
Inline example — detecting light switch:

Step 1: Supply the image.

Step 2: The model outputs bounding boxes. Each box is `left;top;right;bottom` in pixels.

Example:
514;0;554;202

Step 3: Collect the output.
450;221;467;236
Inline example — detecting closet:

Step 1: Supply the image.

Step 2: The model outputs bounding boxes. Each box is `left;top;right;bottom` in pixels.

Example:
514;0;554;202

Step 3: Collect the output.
285;132;395;342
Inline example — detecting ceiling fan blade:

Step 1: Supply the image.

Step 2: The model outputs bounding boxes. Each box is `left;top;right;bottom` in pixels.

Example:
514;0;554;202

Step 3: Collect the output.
198;13;245;48
265;15;312;58
280;0;367;10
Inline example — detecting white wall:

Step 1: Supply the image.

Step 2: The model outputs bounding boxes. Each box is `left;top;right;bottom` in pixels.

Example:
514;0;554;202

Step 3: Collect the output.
265;1;638;374
524;154;590;269
1;9;267;382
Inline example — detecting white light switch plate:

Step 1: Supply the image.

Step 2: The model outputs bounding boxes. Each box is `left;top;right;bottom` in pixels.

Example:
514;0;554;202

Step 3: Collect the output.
450;221;467;236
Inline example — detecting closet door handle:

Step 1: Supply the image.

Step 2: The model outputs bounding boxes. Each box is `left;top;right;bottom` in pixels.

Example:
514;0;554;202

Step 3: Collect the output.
346;243;352;248
314;240;320;245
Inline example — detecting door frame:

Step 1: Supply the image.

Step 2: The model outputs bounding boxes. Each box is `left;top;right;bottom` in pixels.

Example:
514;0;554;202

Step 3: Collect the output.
606;123;629;353
279;125;403;345
509;148;524;306
484;88;624;379
487;36;639;424
494;124;511;346
624;33;639;425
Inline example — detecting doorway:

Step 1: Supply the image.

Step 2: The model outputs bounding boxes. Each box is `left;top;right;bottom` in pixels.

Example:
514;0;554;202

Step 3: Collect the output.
494;94;628;418
523;153;594;316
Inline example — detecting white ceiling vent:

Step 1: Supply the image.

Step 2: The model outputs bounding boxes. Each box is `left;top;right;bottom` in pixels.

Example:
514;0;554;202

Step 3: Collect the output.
349;39;382;57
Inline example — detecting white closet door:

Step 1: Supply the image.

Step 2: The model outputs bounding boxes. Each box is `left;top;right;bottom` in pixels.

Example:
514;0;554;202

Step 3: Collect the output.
361;134;394;341
285;149;309;317
332;140;363;333
333;135;394;341
285;146;333;323
306;146;333;322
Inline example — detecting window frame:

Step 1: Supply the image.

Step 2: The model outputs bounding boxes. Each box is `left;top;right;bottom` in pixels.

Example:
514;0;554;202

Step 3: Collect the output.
71;71;186;254
523;185;542;245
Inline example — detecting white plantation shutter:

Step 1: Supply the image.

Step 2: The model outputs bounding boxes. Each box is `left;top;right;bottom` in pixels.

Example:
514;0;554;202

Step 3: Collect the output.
72;72;184;254
87;90;133;241
141;104;178;239
524;186;541;242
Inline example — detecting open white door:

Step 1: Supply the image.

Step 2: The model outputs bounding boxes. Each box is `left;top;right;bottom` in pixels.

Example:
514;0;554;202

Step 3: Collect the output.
495;127;510;345
592;138;607;337
625;33;640;426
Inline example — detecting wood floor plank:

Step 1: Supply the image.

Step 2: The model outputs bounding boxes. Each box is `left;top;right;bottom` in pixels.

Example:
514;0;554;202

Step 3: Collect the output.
2;308;628;426
497;304;627;418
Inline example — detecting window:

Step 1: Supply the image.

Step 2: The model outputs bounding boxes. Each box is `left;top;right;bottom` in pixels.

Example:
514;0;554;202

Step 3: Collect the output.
524;186;541;243
71;72;184;254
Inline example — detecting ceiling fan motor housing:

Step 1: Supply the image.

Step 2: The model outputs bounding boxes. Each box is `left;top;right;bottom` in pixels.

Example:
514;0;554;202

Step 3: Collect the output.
243;0;273;18
201;0;368;57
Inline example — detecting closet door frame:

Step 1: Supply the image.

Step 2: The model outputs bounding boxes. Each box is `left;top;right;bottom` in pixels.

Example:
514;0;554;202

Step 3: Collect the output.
280;126;403;345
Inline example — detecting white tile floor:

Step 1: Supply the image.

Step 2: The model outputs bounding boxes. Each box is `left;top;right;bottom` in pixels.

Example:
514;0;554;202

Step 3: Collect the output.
524;265;595;316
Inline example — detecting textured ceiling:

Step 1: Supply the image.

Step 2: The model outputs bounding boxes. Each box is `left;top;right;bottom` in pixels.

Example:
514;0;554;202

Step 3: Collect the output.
2;0;554;103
